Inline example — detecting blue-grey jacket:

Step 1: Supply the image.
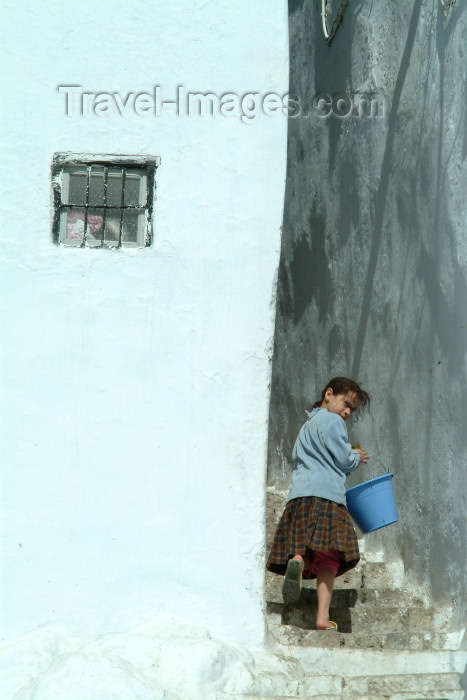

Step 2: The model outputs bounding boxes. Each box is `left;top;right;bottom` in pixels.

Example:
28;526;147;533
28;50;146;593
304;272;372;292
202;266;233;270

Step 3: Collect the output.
287;407;360;506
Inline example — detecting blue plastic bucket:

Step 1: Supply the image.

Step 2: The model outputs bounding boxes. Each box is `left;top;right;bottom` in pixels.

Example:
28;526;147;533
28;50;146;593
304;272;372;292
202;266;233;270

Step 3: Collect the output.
346;473;398;534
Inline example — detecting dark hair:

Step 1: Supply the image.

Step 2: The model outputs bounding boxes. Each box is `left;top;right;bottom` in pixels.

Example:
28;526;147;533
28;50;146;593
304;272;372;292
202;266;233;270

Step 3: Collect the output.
312;376;370;418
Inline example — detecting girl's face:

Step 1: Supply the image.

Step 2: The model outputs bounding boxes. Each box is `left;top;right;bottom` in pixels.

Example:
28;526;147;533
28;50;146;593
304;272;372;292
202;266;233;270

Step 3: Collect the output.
322;389;360;421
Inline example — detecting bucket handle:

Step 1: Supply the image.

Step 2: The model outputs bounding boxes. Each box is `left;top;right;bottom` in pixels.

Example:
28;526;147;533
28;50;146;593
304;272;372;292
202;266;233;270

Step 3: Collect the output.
353;444;391;476
369;453;390;476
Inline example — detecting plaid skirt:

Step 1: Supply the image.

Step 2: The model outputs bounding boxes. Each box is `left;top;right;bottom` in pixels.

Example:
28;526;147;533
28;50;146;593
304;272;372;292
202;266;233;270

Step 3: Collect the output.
266;496;360;579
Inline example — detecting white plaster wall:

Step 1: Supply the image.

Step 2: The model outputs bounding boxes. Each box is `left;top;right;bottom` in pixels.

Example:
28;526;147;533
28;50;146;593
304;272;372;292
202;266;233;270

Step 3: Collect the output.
0;0;288;648
268;0;467;618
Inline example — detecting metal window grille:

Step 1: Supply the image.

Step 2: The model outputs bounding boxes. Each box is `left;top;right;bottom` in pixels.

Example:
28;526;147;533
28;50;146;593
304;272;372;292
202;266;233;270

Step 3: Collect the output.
52;154;159;248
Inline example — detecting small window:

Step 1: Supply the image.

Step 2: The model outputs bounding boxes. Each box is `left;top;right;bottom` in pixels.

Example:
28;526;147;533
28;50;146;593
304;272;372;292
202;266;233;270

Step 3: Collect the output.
52;154;159;248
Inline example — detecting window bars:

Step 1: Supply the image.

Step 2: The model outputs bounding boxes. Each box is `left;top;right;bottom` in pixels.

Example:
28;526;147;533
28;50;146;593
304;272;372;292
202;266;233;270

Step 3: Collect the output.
52;154;159;248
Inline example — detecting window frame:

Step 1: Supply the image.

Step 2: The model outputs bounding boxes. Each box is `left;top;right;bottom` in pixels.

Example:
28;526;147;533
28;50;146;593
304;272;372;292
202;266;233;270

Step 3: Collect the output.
51;153;160;248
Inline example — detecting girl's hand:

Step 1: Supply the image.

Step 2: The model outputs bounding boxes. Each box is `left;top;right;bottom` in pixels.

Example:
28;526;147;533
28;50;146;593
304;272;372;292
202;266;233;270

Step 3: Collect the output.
354;447;370;464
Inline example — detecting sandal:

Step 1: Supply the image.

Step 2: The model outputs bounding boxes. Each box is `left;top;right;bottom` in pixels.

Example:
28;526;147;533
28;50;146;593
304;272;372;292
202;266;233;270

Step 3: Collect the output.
282;558;303;605
316;621;338;631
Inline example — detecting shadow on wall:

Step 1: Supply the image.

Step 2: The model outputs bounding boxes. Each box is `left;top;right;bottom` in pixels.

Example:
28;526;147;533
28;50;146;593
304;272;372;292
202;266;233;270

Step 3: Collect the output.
268;0;386;484
278;214;332;327
267;0;467;616
350;1;422;379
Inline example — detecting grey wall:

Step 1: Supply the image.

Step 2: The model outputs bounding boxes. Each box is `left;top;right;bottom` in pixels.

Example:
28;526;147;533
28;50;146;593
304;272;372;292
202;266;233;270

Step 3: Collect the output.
268;0;467;618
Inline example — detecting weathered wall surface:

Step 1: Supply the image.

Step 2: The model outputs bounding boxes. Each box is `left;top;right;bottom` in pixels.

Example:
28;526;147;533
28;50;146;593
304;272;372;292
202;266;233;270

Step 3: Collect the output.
268;0;467;617
0;0;288;649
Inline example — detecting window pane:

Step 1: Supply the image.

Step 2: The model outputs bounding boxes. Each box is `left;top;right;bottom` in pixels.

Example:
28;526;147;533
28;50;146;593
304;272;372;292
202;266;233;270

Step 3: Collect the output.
86;208;104;245
66;167;87;205
104;209;121;244
107;169;124;206
54;155;157;247
122;210;142;243
64;207;86;241
124;170;144;206
88;166;105;206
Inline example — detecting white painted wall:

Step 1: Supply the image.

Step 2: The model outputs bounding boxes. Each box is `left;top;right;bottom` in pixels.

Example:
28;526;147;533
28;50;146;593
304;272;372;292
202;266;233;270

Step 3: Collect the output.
0;0;288;648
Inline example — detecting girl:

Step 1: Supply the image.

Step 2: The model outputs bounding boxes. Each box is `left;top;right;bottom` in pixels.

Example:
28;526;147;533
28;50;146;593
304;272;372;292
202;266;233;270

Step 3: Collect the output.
266;377;370;631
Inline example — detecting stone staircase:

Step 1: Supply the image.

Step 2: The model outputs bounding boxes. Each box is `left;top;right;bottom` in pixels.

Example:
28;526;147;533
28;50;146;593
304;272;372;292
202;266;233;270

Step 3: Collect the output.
249;487;467;700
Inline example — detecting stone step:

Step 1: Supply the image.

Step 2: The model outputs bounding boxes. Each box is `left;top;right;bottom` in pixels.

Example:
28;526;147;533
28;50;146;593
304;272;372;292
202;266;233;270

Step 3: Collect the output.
265;572;426;607
359;560;407;588
270;602;453;634
232;692;464;700
267;617;465;650
232;688;464;700
344;672;464;697
266;558;408;596
283;647;467;679
264;492;465;698
231;667;465;699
